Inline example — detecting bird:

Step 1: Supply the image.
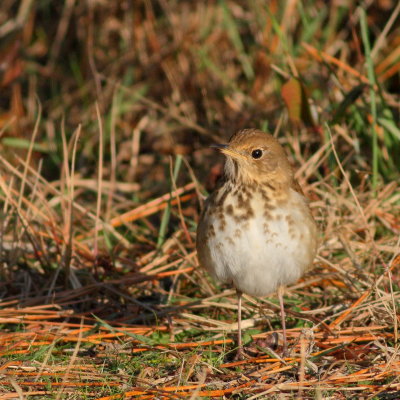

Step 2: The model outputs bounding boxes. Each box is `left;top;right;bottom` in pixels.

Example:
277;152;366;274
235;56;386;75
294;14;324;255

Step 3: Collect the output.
196;128;318;359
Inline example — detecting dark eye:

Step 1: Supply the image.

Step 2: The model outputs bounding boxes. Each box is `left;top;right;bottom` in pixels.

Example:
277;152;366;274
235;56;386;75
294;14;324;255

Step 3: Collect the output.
251;149;263;159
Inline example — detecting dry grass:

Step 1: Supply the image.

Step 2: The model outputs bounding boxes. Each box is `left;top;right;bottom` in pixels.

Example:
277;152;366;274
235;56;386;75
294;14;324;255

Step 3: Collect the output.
0;0;399;398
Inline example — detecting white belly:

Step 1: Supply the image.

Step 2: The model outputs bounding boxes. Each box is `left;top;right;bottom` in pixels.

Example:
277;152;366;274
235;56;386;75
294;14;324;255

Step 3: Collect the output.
197;189;317;297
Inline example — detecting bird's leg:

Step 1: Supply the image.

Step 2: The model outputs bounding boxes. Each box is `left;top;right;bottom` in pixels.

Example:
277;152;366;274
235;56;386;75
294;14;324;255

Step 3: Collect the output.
278;285;288;357
236;289;244;360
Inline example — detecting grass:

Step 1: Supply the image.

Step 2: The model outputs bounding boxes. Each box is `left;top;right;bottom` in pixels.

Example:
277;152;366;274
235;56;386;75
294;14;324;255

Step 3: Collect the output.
0;0;400;398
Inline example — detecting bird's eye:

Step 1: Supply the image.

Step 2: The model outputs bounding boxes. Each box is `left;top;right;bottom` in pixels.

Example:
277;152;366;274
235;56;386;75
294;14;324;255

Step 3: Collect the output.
251;149;263;159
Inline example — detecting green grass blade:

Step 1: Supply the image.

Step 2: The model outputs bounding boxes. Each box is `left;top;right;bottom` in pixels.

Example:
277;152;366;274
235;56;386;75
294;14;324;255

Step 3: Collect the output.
360;8;379;194
220;0;254;80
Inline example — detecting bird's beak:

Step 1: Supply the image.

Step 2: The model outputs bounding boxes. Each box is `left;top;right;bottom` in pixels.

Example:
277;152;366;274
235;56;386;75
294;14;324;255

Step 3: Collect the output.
211;143;246;161
210;143;228;150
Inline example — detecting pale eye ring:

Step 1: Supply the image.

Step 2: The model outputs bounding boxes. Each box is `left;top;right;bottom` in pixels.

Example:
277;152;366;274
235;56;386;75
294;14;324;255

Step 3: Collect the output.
251;149;263;159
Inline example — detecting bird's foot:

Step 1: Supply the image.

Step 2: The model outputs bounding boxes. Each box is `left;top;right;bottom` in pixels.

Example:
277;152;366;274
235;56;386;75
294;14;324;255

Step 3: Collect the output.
233;346;250;361
234;348;244;361
251;333;290;359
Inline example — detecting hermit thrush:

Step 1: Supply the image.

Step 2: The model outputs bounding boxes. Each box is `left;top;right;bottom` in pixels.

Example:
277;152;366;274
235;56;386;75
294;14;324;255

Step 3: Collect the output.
196;129;318;358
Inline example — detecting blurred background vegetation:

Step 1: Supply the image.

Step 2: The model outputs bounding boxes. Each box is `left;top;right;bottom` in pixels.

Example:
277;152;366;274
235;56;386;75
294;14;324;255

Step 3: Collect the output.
1;0;399;187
